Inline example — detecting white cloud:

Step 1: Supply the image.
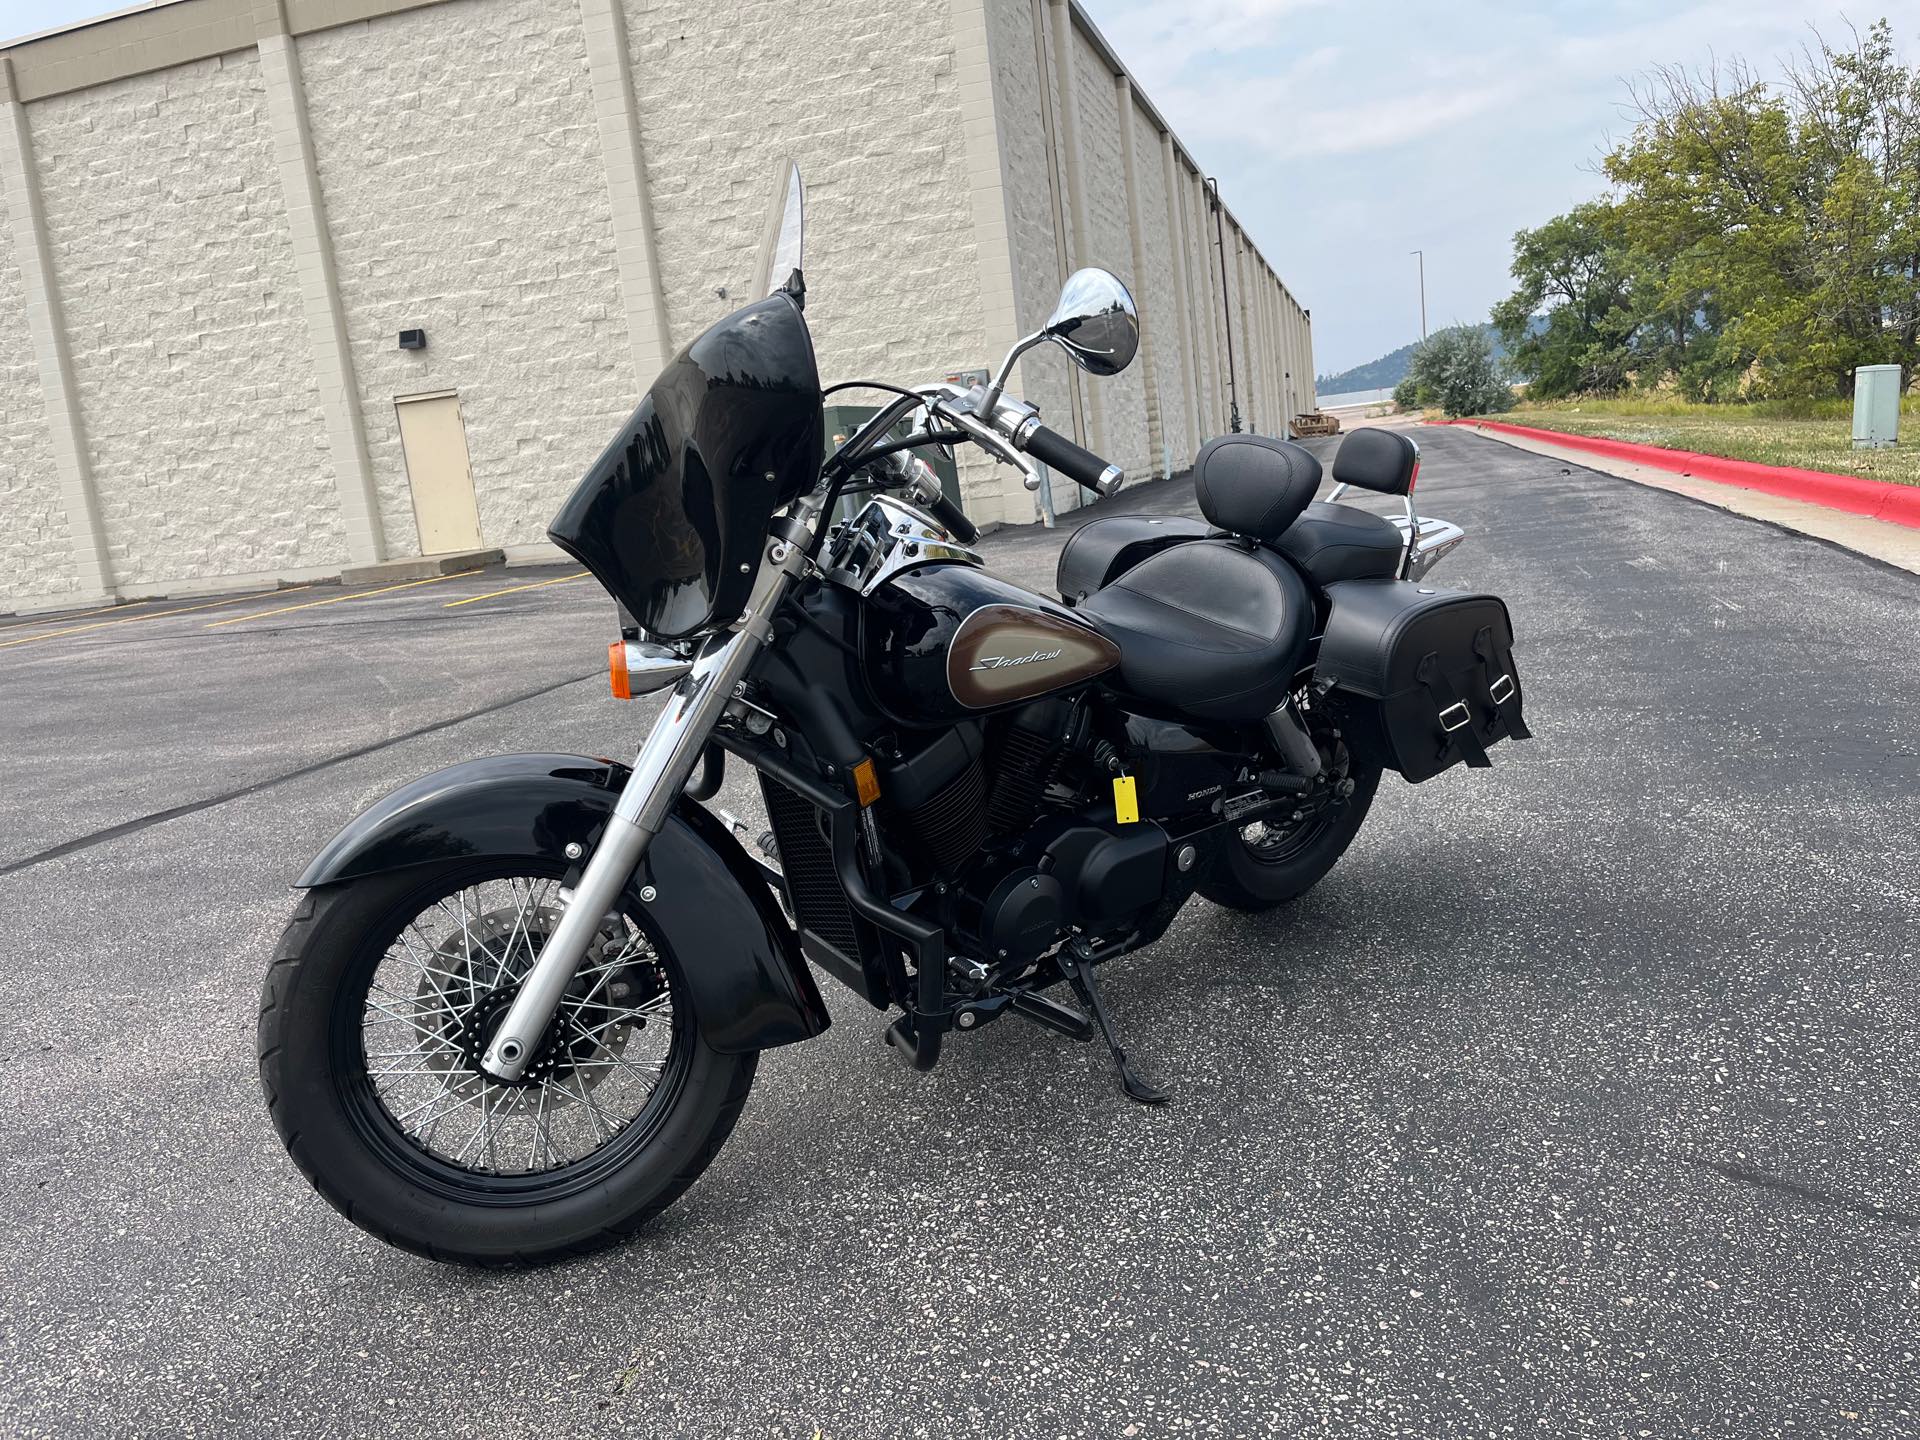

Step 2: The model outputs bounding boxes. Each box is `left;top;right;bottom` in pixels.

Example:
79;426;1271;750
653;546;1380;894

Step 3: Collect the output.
1097;0;1334;88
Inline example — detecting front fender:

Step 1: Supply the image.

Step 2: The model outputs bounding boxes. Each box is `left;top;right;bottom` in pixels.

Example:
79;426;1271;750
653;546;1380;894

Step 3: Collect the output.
297;753;828;1053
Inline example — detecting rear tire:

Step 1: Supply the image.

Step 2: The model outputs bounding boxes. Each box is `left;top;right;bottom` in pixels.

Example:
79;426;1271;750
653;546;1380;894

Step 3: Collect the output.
1199;762;1381;912
257;860;756;1266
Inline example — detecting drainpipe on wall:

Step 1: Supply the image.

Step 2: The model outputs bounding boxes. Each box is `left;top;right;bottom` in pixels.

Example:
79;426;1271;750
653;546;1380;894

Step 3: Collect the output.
1206;177;1240;434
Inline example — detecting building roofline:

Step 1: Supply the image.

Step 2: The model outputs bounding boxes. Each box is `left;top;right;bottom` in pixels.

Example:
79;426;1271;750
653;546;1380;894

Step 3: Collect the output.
2;0;195;50
1063;0;1302;312
0;0;1307;313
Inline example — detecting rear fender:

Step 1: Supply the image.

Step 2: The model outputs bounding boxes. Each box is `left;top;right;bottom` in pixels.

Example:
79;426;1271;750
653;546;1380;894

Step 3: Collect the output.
296;753;828;1053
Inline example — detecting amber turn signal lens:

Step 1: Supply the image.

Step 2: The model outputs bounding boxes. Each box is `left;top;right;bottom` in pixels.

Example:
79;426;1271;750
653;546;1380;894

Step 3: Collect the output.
851;757;881;807
608;640;631;700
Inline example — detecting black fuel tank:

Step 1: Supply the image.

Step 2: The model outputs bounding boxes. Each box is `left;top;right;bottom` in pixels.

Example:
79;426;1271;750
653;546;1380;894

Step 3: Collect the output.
864;563;1120;728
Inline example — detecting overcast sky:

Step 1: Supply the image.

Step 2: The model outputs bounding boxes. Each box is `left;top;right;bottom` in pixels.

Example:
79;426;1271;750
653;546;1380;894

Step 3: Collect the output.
9;0;1920;375
1082;0;1920;375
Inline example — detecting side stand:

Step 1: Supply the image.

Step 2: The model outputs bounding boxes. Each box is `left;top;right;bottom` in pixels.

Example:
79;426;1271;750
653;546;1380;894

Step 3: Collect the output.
1057;950;1169;1105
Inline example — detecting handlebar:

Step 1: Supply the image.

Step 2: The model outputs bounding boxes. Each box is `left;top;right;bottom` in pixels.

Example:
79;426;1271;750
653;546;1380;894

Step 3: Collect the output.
819;383;1121;541
912;479;979;544
1020;424;1124;497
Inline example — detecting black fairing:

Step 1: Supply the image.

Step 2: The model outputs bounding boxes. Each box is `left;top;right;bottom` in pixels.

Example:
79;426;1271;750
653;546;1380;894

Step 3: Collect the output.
295;753;830;1053
548;293;824;640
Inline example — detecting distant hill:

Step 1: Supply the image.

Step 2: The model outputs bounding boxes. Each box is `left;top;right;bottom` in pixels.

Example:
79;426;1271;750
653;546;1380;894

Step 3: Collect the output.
1316;320;1540;398
1316;340;1425;396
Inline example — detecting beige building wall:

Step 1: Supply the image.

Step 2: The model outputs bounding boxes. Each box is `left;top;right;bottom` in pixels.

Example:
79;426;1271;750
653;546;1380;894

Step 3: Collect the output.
299;0;631;561
982;0;1078;510
621;0;1003;520
0;211;75;607
982;0;1309;504
0;0;1311;611
29;52;346;590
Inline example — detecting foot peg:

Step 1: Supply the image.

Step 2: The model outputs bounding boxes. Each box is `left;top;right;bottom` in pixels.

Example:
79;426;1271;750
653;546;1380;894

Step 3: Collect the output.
1008;990;1095;1042
1058;949;1169;1105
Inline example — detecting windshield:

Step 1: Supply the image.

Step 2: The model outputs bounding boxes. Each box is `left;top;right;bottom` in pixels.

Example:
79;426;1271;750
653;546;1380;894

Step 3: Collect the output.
548;156;821;640
750;158;806;300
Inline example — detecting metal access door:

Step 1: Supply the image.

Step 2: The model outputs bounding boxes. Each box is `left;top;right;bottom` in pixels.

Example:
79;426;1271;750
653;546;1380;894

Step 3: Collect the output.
395;392;483;554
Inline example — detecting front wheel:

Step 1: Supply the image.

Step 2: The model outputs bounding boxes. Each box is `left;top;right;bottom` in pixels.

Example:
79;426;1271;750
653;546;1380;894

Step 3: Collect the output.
257;860;756;1266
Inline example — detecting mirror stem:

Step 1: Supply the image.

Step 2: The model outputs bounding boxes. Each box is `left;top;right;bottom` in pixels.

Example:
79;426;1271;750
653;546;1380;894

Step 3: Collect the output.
982;332;1042;417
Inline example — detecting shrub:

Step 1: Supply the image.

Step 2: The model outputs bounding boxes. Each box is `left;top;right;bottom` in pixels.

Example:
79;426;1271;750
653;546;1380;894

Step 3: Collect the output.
1402;326;1512;417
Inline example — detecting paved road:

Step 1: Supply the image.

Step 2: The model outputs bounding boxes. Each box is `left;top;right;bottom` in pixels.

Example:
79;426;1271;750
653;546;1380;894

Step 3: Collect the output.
3;426;1916;1437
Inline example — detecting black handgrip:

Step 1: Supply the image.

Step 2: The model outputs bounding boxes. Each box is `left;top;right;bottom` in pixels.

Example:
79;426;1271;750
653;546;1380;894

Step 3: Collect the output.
1023;424;1124;495
921;486;979;545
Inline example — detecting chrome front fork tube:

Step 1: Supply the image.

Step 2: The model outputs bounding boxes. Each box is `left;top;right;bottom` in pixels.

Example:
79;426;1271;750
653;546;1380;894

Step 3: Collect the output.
479;513;815;1083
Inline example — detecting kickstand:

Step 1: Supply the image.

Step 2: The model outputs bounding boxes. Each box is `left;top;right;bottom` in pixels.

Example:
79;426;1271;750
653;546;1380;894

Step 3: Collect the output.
1057;950;1169;1105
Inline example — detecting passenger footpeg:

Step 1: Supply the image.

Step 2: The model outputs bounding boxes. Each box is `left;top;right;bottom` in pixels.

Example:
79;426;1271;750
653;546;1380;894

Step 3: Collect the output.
1057;948;1168;1105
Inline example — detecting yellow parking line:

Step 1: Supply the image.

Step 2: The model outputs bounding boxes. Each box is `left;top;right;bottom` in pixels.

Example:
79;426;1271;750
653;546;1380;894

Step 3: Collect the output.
443;571;590;608
0;598;156;633
206;569;481;629
0;585;314;651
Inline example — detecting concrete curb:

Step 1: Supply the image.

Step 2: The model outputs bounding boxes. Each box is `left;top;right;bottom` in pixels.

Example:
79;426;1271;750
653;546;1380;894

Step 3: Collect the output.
1438;419;1920;576
1436;418;1920;530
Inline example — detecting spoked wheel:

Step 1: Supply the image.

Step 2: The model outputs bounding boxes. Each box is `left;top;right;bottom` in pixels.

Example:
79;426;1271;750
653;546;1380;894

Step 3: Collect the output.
259;860;756;1266
1199;696;1383;913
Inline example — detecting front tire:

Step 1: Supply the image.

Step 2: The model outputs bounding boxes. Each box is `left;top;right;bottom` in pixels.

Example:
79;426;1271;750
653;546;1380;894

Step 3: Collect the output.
257;860;756;1266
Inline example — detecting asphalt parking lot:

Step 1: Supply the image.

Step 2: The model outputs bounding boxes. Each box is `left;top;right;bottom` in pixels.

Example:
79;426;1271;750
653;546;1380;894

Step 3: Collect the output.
3;425;1916;1437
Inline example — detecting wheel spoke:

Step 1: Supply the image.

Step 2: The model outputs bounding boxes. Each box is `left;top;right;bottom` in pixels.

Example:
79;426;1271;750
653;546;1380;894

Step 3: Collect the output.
356;875;678;1178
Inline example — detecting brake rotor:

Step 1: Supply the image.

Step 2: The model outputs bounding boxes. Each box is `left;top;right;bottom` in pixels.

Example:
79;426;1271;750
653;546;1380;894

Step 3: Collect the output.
411;904;666;1097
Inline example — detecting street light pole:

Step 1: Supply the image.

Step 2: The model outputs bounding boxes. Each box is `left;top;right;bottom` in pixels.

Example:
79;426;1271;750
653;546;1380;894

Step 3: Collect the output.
1411;249;1427;341
1207;177;1241;434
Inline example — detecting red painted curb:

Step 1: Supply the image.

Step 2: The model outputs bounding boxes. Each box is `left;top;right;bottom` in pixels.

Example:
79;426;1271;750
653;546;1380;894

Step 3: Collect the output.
1434;417;1920;531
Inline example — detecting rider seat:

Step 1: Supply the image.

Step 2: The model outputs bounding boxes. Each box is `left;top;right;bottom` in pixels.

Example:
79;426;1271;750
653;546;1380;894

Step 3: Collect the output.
1076;540;1313;721
1075;435;1322;722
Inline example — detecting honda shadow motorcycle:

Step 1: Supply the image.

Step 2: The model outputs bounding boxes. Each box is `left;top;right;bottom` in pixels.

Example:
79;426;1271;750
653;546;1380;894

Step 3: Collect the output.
258;163;1529;1265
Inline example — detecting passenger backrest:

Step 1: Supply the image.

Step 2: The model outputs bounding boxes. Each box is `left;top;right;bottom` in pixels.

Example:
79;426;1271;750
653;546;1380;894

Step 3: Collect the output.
1191;433;1322;542
1329;428;1420;496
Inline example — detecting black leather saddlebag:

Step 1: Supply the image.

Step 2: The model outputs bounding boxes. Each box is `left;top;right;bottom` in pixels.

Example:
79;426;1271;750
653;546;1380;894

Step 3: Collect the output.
1056;514;1210;603
1316;579;1530;783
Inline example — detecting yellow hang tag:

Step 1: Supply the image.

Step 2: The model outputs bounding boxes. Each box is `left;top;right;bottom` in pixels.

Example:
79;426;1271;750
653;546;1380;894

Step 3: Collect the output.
1112;774;1139;824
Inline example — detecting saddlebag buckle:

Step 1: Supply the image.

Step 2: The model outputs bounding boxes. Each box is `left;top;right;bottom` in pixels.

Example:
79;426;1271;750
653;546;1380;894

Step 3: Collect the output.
1438;700;1472;733
1489;673;1516;705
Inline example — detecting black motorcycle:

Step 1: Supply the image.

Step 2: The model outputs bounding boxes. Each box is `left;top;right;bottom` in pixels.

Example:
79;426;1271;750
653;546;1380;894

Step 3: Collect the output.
259;164;1529;1265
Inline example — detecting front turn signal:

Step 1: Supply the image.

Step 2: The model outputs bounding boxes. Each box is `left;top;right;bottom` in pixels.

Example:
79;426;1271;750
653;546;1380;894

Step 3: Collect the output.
608;639;693;701
609;640;631;700
851;756;881;807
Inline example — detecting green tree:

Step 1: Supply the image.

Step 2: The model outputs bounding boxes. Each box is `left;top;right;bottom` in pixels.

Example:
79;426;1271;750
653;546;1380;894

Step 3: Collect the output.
1400;326;1511;417
1604;21;1920;396
1492;202;1642;398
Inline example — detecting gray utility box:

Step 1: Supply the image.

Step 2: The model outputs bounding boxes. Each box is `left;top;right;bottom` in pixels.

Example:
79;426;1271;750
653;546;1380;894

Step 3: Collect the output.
1852;364;1903;449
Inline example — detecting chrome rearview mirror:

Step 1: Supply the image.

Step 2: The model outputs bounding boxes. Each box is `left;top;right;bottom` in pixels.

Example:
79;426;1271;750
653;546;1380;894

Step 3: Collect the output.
1043;268;1139;376
981;267;1139;414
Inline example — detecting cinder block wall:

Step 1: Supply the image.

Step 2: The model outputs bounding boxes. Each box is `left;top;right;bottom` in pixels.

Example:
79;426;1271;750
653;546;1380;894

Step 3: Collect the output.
0;0;1310;611
982;0;1313;510
0;213;73;603
29;54;347;589
299;0;631;563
